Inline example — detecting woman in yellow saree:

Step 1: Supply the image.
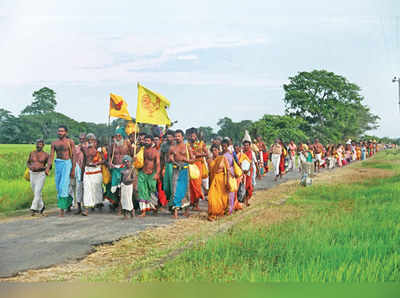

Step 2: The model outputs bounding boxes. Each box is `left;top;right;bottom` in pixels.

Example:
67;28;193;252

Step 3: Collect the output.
207;144;229;221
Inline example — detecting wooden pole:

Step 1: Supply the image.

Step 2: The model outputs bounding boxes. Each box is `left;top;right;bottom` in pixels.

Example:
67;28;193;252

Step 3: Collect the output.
108;115;111;147
134;122;138;156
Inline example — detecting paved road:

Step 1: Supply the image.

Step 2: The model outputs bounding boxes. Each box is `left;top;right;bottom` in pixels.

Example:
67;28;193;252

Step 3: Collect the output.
0;169;301;278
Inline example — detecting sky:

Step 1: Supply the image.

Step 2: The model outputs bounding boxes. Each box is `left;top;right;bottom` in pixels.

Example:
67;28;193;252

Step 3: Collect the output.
0;0;399;137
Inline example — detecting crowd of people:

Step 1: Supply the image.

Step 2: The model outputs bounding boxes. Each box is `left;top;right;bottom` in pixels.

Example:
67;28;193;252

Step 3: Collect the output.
26;125;381;221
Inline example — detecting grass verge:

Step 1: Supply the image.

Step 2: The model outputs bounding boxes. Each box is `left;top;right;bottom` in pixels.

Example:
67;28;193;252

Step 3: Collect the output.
0;144;56;214
3;150;399;282
129;150;400;282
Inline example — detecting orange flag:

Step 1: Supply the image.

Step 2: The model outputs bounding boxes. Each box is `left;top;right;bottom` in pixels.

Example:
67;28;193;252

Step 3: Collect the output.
109;93;132;120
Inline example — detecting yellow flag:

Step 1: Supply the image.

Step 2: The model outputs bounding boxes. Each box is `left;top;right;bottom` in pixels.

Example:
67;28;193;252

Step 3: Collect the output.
109;93;132;120
136;83;171;125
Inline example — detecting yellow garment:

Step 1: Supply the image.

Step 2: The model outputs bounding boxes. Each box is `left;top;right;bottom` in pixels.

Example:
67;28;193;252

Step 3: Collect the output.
102;165;111;184
201;158;209;179
185;144;201;179
125;120;139;136
233;160;243;177
188;164;200;179
134;147;144;169
23;168;30;181
109;93;132;120
238;152;251;164
136;83;171;125
208;156;228;220
228;176;238;192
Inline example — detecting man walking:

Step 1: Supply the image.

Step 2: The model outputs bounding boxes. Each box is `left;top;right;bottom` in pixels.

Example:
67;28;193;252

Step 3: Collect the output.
27;139;49;216
169;130;194;219
288;140;297;171
81;133;104;216
270;139;282;181
104;128;133;210
313;139;324;173
137;135;160;217
45;126;76;217
70;133;87;214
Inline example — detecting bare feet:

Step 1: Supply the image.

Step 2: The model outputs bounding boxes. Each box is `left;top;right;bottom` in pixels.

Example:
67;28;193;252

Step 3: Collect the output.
183;208;190;218
172;209;179;219
192;206;200;211
81;209;88;216
139;211;146;217
59;209;64;217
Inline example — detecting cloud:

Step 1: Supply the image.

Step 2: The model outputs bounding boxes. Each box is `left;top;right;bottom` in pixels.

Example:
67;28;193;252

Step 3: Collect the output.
177;54;199;61
0;15;270;87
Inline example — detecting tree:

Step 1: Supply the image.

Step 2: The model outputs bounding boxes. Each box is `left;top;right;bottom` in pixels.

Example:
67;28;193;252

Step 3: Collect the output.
0;109;21;143
21;87;57;115
283;70;380;143
252;114;309;145
217;117;253;144
198;126;214;143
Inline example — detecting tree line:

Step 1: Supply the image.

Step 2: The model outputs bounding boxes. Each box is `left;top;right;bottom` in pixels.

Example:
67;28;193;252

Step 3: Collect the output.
1;70;398;145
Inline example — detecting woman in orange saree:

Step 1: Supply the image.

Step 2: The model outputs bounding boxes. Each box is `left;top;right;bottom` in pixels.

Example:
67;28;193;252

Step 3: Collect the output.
207;144;229;221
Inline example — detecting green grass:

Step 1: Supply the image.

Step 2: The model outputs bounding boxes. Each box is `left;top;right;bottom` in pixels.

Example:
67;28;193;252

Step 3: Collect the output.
0;144;57;213
131;150;400;283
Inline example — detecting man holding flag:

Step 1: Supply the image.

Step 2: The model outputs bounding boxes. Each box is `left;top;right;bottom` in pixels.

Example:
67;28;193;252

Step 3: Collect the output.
105;94;134;211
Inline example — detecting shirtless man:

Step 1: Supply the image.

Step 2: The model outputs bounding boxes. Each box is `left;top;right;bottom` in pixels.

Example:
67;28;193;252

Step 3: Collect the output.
70;133;87;214
270;139;282;181
153;135;161;150
120;155;136;219
161;130;175;202
45;125;76;217
288;140;297;172
313;138;324;173
81;134;104;216
137;135;160;217
105;128;133;210
168;130;195;219
27;139;49;216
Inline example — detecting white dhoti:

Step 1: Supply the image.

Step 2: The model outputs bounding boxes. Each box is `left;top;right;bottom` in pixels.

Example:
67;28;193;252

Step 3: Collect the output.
83;166;103;208
271;153;281;177
121;183;134;211
69;166;83;205
327;157;335;169
29;170;46;211
315;153;325;166
288;155;296;171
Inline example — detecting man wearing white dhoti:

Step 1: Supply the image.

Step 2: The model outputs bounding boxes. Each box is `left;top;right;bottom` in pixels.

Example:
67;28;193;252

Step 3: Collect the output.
27;139;49;216
81;133;104;216
120;155;136;219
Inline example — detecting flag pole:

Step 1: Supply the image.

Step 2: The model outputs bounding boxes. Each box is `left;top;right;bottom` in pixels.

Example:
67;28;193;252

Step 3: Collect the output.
108;115;111;146
134;122;138;156
108;94;112;147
